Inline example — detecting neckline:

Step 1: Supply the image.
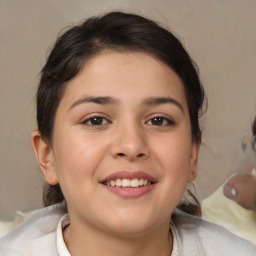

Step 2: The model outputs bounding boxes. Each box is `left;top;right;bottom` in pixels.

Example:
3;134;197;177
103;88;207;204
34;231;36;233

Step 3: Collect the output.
56;214;179;256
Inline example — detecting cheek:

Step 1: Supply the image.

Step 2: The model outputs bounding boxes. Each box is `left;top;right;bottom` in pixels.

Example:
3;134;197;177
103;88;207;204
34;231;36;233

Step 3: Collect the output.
153;132;193;201
154;132;192;171
53;131;107;181
52;134;109;206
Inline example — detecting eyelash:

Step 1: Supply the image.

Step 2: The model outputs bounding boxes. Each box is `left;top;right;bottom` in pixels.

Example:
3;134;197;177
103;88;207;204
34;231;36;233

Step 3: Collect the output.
81;116;110;126
81;115;174;127
146;116;174;126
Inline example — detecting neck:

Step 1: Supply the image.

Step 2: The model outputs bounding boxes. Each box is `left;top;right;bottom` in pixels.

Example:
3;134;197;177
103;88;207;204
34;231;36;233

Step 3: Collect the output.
63;217;172;256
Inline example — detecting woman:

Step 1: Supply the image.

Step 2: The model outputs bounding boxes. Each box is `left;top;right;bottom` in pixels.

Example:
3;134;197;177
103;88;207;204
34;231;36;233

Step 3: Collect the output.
0;11;255;256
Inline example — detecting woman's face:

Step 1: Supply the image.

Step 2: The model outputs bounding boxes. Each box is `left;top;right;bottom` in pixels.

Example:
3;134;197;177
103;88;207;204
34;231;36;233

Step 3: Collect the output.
38;51;199;235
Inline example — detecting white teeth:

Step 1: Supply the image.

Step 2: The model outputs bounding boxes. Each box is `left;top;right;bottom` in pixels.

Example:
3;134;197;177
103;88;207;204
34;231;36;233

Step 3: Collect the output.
105;178;151;187
116;178;122;187
131;178;139;188
122;179;131;187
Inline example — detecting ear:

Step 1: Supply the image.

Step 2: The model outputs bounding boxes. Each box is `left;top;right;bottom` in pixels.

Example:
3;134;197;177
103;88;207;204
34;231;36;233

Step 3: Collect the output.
31;130;58;185
187;140;200;182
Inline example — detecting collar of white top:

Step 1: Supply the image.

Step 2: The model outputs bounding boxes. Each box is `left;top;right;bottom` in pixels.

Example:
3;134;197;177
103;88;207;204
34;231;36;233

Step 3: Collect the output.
57;214;71;256
56;214;179;256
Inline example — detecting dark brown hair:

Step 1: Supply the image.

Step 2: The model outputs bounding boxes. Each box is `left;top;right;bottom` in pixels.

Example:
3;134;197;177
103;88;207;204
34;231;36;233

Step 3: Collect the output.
37;11;205;215
252;115;256;151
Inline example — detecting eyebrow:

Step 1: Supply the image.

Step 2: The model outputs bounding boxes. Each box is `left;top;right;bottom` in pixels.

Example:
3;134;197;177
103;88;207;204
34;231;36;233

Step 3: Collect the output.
69;96;119;110
69;95;184;113
143;97;184;113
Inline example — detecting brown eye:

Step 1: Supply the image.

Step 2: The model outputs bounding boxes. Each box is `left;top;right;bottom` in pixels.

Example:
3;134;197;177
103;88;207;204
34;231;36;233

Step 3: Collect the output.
82;116;109;126
151;117;164;125
146;116;174;126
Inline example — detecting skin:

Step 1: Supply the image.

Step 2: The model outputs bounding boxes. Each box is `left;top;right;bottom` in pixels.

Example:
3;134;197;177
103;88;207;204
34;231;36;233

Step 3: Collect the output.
32;51;200;256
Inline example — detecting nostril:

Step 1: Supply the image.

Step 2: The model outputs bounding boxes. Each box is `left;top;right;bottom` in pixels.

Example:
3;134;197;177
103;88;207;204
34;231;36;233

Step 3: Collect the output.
116;153;145;158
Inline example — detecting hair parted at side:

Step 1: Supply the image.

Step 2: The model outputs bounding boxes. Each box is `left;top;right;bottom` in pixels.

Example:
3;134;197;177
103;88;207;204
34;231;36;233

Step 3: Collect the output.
37;11;206;215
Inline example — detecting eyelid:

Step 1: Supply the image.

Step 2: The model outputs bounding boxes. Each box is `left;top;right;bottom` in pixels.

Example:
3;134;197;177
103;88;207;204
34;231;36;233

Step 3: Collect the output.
80;114;111;126
145;115;175;126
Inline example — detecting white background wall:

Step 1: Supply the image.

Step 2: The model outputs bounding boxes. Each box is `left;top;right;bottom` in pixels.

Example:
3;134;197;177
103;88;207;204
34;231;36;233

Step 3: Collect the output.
0;0;255;220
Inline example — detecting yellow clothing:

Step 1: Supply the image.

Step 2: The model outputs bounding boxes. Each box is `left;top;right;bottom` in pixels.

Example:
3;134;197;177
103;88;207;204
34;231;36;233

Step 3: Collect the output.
202;185;256;245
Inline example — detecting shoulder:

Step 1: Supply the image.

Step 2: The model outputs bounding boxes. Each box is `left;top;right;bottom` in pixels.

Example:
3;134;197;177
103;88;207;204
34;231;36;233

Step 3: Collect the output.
172;209;256;256
0;203;67;256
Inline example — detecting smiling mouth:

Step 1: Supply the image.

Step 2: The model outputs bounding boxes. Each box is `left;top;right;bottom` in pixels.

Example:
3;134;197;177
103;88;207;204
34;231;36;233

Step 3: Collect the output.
103;178;154;188
100;171;157;198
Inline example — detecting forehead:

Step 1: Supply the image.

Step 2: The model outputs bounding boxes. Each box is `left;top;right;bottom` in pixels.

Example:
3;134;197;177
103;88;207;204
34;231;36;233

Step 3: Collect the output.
61;51;188;109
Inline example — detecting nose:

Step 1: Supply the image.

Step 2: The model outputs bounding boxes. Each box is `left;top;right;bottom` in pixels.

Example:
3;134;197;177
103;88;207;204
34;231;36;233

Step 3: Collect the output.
110;122;149;161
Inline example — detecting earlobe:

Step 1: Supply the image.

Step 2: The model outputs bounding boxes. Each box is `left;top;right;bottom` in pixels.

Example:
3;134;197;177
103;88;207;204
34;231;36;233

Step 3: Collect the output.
31;130;58;185
188;140;200;182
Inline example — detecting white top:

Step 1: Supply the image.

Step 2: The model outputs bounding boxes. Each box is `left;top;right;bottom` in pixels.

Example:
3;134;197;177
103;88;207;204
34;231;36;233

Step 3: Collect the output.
0;203;255;256
56;214;70;256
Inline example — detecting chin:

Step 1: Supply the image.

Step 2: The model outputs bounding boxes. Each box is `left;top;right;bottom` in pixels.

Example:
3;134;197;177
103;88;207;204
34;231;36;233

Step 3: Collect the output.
101;210;167;237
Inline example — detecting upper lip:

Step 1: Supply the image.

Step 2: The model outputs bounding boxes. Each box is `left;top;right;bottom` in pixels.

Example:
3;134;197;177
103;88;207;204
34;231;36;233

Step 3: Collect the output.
99;170;157;183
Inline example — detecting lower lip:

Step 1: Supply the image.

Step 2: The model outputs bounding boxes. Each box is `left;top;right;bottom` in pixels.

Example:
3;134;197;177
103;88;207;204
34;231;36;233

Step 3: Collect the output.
102;184;155;198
